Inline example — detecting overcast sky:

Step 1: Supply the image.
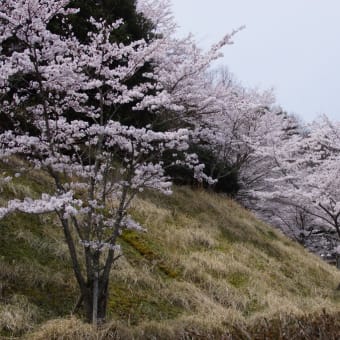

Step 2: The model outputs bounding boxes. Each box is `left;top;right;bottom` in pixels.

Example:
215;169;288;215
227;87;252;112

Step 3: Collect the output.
171;0;340;122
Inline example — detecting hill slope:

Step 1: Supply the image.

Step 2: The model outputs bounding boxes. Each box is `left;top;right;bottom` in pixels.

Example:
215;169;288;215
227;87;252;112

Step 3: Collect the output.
0;163;340;338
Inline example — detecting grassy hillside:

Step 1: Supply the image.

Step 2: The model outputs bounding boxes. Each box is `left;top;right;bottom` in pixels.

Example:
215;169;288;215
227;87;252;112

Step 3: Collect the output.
1;159;340;338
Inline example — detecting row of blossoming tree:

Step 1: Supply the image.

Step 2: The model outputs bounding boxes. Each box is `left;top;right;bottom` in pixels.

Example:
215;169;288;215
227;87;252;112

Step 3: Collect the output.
249;116;340;256
0;0;339;324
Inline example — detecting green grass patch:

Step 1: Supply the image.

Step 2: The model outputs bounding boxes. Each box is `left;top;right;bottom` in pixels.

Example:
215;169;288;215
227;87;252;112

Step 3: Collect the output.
107;281;182;324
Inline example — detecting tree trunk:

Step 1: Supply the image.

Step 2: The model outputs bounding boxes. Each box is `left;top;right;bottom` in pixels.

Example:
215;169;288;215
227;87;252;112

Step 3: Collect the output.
81;273;110;323
98;279;109;321
92;271;99;325
82;287;92;323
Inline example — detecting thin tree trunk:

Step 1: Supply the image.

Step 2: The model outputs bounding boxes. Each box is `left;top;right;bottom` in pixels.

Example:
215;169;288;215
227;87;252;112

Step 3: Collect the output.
92;271;99;325
98;277;109;321
58;215;86;292
84;290;93;322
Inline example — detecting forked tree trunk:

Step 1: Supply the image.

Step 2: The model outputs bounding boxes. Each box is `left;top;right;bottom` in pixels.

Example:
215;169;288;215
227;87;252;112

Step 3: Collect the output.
83;280;110;323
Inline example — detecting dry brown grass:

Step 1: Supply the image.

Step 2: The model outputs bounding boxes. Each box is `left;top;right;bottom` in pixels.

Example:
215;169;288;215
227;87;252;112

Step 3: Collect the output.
0;295;40;337
3;185;340;339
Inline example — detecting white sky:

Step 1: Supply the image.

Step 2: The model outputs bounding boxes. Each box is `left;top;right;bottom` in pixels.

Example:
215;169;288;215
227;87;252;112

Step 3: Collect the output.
171;0;340;122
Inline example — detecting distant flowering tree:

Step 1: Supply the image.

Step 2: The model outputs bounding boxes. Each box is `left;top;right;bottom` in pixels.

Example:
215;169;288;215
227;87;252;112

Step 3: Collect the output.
190;66;282;194
253;116;340;253
0;0;235;323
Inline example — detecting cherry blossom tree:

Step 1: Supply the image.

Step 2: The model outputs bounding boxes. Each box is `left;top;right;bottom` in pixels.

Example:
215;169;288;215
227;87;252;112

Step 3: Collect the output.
252;115;340;254
0;0;236;323
188;66;285;195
